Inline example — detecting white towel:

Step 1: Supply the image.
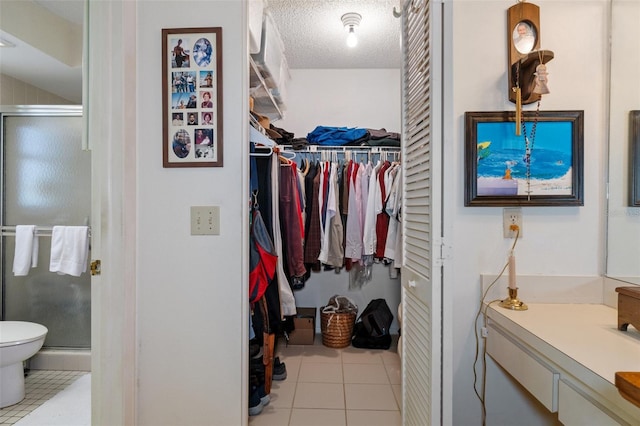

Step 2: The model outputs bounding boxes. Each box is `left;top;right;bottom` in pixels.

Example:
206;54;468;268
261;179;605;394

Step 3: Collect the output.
49;226;90;277
13;225;39;276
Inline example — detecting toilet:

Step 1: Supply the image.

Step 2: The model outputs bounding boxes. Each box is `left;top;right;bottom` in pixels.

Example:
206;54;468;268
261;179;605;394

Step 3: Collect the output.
0;321;48;408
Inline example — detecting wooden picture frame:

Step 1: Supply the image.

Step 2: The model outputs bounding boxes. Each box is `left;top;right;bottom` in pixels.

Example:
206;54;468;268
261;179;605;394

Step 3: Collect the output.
465;110;584;207
162;27;223;167
631;111;640;207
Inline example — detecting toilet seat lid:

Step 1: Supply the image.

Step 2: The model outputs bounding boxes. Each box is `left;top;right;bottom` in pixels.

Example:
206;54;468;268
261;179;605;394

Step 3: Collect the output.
0;321;48;347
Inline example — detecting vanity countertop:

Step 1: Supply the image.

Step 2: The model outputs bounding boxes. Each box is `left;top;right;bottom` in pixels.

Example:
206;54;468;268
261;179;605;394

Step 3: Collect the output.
487;303;640;387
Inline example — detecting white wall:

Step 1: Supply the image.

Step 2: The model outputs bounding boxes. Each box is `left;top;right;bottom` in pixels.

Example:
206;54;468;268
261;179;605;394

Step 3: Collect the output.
607;0;640;279
0;74;73;105
277;69;402;333
293;265;402;334
127;1;609;424
136;1;247;424
278;69;401;137
450;1;608;425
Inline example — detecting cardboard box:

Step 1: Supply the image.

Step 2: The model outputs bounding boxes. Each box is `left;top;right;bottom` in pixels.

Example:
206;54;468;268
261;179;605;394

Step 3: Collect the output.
288;307;316;345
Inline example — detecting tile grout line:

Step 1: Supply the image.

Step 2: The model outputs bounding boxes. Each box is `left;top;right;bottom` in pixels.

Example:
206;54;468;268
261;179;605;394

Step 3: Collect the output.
342;349;347;424
0;370;89;426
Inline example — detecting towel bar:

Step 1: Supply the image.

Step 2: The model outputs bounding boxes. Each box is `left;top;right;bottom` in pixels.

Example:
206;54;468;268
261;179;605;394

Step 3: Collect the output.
0;225;92;238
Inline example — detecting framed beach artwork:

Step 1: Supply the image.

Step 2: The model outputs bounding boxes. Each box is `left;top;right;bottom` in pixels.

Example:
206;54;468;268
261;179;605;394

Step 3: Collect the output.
464;110;584;206
631;110;640;207
162;27;223;167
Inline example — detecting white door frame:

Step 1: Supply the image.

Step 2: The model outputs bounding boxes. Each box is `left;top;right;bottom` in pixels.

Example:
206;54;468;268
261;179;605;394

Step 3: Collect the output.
88;1;137;424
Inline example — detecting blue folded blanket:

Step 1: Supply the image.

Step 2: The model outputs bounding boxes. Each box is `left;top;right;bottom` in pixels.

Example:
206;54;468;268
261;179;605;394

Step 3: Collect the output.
307;126;369;145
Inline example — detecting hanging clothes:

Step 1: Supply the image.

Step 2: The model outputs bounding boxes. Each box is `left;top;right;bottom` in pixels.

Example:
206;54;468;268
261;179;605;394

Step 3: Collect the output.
250;146;283;339
382;164;400;260
374;160;392;259
296;162;307;225
359;162;371;246
384;165;403;267
363;160;382;256
317;162;333;263
255;145;401;296
304;162;322;272
342;160;354;270
330;160;346;267
269;153;298;316
344;162;363;261
318;161;344;267
278;160;307;284
249;146;297;321
248;208;277;304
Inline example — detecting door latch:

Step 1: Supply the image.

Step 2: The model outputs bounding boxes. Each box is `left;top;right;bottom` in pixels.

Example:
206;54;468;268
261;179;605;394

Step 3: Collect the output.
90;259;101;276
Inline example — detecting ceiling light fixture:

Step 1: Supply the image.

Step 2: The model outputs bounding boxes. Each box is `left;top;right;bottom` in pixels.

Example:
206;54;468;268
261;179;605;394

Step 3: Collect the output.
341;12;362;48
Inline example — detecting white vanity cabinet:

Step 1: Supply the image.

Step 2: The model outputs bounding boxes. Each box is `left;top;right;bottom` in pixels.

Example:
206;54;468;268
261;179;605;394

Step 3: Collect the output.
486;324;559;412
486;304;640;425
557;380;622;425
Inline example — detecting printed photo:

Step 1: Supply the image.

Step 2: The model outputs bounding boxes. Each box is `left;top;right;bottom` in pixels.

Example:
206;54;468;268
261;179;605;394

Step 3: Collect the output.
193;37;213;67
171;37;191;68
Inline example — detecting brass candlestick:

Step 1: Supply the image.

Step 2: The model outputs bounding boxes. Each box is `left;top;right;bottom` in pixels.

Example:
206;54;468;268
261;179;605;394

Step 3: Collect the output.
499;287;528;311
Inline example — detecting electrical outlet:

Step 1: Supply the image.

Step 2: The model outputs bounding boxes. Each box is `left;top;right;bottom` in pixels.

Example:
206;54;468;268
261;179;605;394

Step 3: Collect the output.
503;207;523;238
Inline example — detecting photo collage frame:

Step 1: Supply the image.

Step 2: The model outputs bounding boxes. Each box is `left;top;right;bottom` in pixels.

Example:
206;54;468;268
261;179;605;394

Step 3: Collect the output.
162;27;223;167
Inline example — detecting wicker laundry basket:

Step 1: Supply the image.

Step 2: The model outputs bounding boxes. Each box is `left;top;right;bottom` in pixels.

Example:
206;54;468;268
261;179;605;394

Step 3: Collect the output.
320;309;357;348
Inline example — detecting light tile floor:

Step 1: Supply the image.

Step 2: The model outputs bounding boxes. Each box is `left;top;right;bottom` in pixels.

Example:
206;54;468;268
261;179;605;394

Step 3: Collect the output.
0;370;87;426
1;337;400;426
249;335;402;426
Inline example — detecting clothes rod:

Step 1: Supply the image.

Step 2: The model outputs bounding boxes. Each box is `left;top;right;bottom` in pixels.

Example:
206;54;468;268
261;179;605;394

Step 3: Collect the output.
278;145;400;153
249;146;273;157
0;225;92;237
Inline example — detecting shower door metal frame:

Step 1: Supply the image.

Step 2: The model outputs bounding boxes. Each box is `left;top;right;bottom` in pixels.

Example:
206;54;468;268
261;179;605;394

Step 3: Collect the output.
0;105;85;323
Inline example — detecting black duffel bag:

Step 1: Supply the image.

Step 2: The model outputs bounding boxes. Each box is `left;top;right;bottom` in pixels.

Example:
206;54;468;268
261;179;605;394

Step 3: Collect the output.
351;299;394;349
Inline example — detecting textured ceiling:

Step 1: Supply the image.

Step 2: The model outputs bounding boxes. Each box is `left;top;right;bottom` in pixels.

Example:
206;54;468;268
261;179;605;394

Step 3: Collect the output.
265;0;402;69
32;0;403;70
0;0;401;104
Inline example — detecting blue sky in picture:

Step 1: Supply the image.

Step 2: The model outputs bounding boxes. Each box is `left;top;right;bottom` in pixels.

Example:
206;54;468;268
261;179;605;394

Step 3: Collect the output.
477;121;572;180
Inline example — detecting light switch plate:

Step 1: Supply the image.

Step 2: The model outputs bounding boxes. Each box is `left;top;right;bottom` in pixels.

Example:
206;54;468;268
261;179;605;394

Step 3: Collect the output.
191;206;220;235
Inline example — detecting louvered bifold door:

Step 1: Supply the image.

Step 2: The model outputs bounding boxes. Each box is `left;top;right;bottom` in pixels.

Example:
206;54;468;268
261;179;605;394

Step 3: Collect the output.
400;0;443;425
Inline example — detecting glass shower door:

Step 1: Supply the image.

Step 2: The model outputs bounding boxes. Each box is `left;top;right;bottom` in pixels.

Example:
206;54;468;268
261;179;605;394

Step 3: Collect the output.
1;110;91;348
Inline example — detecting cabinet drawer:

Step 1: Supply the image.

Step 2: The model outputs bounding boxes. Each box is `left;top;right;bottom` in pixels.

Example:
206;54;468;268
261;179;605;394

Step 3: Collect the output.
558;380;621;425
487;325;559;412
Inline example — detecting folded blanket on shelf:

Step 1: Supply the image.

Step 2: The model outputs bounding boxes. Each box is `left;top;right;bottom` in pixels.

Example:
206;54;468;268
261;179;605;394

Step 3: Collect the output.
366;128;401;141
307;126;369;146
367;138;401;147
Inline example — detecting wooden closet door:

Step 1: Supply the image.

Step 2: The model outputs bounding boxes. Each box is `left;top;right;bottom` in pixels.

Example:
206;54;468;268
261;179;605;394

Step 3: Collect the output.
400;1;446;424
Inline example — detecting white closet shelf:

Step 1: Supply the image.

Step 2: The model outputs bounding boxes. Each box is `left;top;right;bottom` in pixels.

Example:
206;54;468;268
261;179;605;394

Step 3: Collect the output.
250;57;283;121
250;126;276;147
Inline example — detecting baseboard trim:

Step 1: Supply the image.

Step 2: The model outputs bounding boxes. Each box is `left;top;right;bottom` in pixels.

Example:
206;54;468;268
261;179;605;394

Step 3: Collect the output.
29;348;91;371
